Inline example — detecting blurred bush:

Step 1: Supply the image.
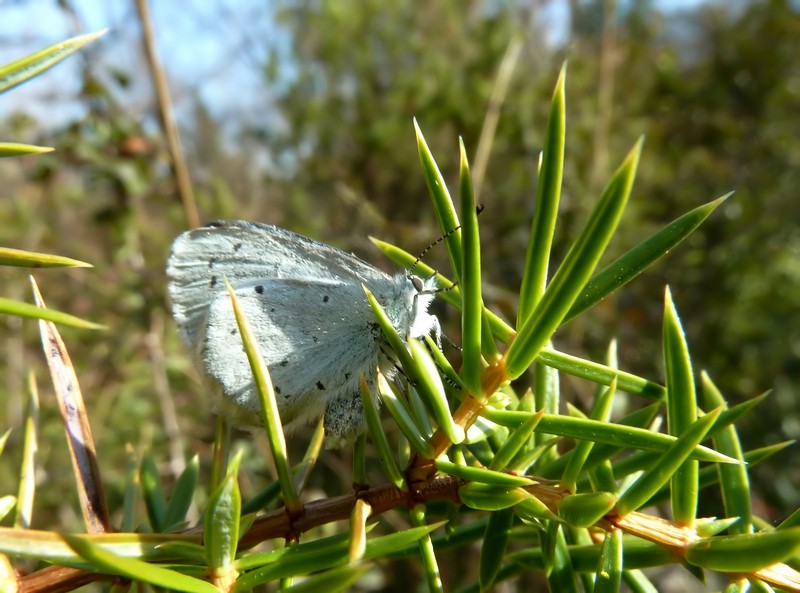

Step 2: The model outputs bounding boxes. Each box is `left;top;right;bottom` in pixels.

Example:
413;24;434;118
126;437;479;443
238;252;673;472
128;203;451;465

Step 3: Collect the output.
0;0;797;529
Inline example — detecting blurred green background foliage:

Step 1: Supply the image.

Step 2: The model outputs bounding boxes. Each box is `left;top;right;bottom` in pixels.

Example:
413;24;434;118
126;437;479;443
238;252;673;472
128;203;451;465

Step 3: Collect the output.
0;0;798;532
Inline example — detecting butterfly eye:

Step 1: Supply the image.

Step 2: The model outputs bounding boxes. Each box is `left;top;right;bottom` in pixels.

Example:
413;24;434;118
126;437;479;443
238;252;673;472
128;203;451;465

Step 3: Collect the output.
411;276;424;292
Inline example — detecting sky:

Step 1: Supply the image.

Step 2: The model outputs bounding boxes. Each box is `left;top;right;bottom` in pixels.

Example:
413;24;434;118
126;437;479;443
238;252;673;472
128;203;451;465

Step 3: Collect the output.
1;1;268;131
0;0;717;134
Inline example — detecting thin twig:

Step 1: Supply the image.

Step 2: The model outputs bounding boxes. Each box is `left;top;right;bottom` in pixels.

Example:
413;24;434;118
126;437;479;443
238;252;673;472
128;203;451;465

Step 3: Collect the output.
134;0;200;229
145;311;187;481
589;0;618;191
472;35;524;201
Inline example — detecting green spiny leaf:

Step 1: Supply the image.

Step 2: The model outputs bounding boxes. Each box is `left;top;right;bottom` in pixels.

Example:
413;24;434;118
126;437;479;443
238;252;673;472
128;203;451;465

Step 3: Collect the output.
489;410;544;471
225;280;299;509
0;30;106;94
435;458;534;487
559;493;618;528
285;565;369;593
458;138;484;395
359;373;404;489
615;408;721;517
409;338;464;444
565;194;730;321
164;455;200;531
0;297;105;330
140;454;167;532
702;372;753;534
459;482;532;511
593;529;622;593
663;287;699;526
546;525;580;593
505;139;643;379
483;410;736;464
414;119;462;280
410;506;444;593
378;375;435;458
562;380;617;490
0;142;54;158
204;457;242;573
518;62;566;327
62;534;219;593
686;527;800;572
479;508;514;591
0;247;91;268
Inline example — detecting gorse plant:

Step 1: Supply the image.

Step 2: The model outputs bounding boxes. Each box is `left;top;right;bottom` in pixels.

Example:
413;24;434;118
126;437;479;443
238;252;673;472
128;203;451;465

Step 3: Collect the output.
1;32;799;593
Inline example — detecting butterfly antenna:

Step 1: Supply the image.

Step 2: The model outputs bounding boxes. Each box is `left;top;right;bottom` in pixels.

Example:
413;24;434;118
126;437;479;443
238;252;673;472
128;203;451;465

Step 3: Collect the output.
409;227;458;276
409;204;485;277
436;281;458;294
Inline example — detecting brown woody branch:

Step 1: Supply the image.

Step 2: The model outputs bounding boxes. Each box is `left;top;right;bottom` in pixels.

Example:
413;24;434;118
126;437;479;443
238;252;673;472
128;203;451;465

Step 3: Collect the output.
16;475;800;593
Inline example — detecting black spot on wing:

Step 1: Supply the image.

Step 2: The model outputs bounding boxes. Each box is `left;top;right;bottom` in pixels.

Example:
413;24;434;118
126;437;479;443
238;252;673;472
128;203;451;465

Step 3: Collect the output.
255;285;264;294
323;295;329;303
316;381;325;390
280;359;289;367
209;275;217;287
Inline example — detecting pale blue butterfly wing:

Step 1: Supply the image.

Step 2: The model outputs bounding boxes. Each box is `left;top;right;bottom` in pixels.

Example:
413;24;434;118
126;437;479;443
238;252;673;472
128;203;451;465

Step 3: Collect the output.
167;221;438;447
